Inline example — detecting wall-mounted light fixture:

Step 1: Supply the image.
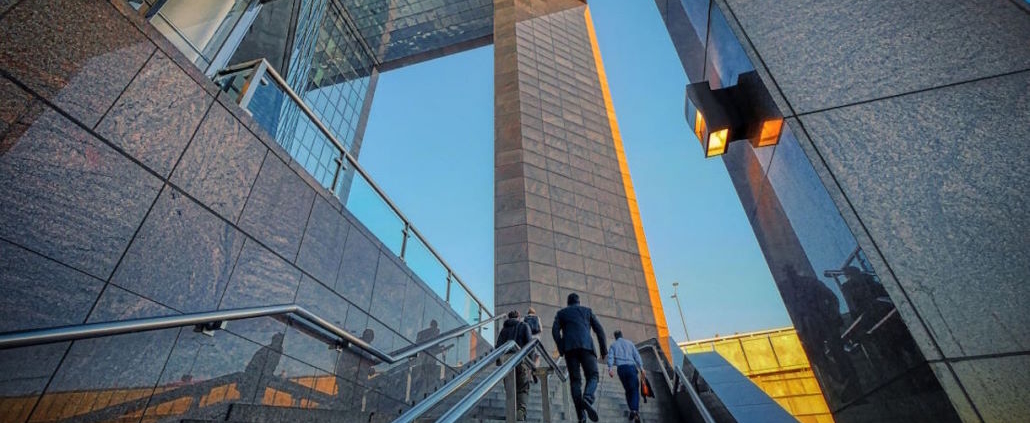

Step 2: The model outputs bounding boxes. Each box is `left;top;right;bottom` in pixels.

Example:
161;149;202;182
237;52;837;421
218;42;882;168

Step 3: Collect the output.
685;71;783;158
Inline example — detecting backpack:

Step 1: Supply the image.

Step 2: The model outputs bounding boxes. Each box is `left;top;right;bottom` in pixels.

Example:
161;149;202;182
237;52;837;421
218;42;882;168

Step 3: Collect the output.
524;315;542;335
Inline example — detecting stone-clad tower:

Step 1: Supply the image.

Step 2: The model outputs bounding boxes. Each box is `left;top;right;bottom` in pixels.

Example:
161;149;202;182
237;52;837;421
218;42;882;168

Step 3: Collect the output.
493;0;670;353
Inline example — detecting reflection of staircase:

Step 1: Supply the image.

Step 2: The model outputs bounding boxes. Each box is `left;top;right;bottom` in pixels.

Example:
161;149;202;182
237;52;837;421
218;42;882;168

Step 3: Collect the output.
172;341;695;423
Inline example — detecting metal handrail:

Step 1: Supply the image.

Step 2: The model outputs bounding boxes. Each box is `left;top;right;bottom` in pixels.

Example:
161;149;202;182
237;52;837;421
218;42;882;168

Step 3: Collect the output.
638;342;716;423
215;58;492;320
0;304;503;365
434;339;565;423
392;339;566;423
392;340;518;423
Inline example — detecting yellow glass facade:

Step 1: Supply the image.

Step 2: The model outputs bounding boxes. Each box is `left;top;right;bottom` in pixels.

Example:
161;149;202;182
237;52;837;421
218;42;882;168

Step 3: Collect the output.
680;327;834;423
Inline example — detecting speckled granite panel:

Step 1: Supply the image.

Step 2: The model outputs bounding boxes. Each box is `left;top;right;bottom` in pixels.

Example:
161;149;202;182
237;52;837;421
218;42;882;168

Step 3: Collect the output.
832;364;961;423
928;362;981;423
0;239;104;332
171;104;266;222
111;188;246;313
96;52;212;177
220;239;302;310
0;75;32;137
238;156;315;260
31;286;180;422
334;229;379;311
140;330;263;422
785;118;943;361
0;106;163;279
287;276;350;372
0;0;17;15
0;342;69;421
0;0;154;127
724;0;1030;113
368;252;411;331
799;71;1030;358
296;196;350;285
951;355;1030;423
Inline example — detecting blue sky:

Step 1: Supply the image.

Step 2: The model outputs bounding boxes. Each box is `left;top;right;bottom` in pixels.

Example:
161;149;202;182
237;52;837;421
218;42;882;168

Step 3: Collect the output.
359;0;790;341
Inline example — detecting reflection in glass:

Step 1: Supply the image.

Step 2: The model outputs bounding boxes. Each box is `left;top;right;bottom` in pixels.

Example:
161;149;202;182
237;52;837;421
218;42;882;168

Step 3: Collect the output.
343;173;406;256
404;235;450;302
150;0;253;70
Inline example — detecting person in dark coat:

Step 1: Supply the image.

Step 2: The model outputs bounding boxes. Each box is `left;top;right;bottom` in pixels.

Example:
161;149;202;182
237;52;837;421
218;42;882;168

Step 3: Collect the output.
552;293;607;423
496;310;533;421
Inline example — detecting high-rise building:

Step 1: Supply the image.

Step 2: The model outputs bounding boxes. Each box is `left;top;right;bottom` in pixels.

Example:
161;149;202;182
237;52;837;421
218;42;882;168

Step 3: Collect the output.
657;0;1030;422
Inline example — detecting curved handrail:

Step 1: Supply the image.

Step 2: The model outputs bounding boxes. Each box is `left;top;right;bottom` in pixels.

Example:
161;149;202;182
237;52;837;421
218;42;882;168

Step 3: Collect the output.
638;342;716;423
433;338;563;423
0;304;504;365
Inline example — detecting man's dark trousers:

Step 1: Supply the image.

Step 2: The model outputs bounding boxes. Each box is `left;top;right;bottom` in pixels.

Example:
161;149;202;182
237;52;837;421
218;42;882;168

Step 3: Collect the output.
565;348;599;420
617;364;640;412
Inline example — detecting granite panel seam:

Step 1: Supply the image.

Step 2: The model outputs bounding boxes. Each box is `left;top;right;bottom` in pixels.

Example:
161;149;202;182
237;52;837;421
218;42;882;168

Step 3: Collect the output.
166;97;217;182
294;191;319;263
792;68;1030;120
91;47;159;132
716;0;799;119
85;184;169;324
0;68;172;187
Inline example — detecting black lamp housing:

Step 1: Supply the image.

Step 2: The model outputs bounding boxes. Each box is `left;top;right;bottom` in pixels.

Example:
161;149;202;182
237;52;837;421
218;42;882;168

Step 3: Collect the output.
685;71;784;157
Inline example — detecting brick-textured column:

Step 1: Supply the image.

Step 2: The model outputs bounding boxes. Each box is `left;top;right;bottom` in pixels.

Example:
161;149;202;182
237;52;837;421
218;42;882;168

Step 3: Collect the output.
494;0;670;354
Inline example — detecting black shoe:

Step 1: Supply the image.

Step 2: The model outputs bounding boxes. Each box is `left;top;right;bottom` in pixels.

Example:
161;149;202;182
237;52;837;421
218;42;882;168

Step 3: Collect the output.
583;398;599;422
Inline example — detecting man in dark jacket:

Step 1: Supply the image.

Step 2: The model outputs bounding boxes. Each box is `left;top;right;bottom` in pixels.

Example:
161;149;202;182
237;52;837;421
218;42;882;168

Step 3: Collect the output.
496;310;533;421
552;293;607;423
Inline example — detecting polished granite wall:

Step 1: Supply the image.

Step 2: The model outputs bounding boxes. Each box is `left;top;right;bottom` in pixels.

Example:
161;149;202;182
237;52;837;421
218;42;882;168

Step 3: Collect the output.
0;2;486;422
658;0;1030;421
493;0;666;354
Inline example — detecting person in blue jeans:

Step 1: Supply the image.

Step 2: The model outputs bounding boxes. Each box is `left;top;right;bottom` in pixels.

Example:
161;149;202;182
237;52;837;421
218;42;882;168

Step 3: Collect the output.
607;330;644;422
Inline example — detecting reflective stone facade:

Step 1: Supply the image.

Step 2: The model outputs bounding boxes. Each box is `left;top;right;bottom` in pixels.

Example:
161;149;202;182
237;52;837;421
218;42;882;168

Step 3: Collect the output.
0;2;486;422
657;0;1030;421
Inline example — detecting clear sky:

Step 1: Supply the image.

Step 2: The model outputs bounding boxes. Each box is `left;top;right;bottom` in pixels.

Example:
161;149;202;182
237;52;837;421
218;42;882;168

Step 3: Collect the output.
359;0;791;342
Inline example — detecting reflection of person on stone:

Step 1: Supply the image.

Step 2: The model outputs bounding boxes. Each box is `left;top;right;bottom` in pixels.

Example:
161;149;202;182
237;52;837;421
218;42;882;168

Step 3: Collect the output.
779;265;860;403
841;266;893;331
412;319;444;401
241;333;284;402
841;266;915;367
336;328;377;408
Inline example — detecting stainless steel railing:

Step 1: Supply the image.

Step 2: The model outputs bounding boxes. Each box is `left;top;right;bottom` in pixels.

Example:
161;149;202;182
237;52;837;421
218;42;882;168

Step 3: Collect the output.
639;342;716;423
429;338;567;423
213;58;492;328
0;304;504;365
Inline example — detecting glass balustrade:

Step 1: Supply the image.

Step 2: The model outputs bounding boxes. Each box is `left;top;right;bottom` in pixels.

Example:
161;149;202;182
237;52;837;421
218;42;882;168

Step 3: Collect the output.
213;60;491;332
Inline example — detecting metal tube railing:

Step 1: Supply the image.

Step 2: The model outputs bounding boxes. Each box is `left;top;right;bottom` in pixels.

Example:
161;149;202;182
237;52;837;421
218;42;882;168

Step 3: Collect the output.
639;343;716;423
215;58;492;323
432;339;565;423
392;340;519;423
0;304;503;365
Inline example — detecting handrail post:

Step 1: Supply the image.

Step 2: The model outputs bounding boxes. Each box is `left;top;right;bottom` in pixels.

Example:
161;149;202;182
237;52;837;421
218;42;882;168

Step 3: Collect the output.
540;368;552;423
504;369;517;423
237;59;268;110
330;156;345;196
399;223;410;261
